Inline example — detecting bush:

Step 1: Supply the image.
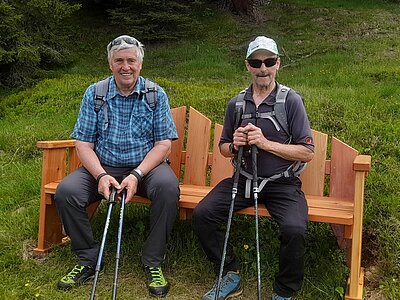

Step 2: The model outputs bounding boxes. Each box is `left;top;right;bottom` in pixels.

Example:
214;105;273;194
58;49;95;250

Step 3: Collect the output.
0;0;80;87
107;0;203;42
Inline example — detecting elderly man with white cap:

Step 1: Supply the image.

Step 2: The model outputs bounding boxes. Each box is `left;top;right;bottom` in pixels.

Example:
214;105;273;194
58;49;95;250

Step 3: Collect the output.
193;36;314;300
54;35;179;298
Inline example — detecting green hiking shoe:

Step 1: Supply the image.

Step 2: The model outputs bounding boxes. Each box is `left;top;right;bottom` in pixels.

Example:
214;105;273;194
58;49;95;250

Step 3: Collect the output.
57;265;96;291
144;265;170;297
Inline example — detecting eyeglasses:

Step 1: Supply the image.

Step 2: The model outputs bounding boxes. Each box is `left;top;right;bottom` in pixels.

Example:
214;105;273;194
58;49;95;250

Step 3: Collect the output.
247;57;278;68
108;36;140;51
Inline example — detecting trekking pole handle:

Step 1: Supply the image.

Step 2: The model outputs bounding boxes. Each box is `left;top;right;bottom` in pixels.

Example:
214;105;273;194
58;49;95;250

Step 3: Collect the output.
251;145;259;193
231;105;244;192
109;187;117;204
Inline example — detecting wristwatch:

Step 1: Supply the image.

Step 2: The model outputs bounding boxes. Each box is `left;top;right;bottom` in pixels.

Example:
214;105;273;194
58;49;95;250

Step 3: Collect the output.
131;168;145;182
229;143;238;154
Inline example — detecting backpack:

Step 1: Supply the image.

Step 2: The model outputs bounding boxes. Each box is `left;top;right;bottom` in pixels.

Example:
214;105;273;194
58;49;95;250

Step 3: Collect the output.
233;84;307;197
93;76;157;117
234;83;292;140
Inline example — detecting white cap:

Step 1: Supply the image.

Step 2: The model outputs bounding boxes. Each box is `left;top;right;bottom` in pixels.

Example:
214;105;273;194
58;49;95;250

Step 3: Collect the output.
246;36;279;58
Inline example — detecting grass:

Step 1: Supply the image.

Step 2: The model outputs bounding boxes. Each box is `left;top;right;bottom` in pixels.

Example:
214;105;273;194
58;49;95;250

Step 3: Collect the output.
0;0;399;299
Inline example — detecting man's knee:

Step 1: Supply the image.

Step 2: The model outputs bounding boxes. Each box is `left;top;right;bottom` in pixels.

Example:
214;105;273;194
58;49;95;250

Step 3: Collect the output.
192;199;213;227
148;176;179;208
161;183;179;206
55;178;90;210
54;180;74;208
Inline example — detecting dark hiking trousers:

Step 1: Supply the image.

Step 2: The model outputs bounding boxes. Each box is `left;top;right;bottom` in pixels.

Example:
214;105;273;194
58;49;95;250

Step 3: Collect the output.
192;176;308;298
54;162;179;267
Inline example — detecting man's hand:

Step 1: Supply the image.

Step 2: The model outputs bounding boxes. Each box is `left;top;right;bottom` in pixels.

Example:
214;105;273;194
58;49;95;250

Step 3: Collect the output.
119;174;139;203
233;126;250;149
98;175;121;200
243;122;269;148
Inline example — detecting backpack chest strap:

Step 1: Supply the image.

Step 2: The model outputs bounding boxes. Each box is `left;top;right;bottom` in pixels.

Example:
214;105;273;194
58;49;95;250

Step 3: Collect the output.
242;111;281;132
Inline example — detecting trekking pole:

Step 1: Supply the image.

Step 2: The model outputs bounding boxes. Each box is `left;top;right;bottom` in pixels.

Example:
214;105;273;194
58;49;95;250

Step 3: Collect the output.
112;189;127;300
89;187;118;300
251;145;262;300
215;107;243;300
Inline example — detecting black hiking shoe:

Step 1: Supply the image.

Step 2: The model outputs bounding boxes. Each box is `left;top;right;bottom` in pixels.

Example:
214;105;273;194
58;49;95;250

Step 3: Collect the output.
144;265;170;297
57;265;96;291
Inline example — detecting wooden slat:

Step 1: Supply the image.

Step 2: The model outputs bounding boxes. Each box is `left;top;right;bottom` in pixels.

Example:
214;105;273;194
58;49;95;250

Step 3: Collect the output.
345;268;364;300
170;106;187;178
210;123;233;186
330;137;358;250
301;129;328;196
37;140;76;149
347;164;368;299
330;137;358;201
183;107;211;185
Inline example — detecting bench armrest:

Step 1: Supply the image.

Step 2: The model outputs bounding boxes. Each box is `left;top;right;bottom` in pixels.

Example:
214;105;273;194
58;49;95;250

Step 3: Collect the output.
353;155;371;173
37;140;76;149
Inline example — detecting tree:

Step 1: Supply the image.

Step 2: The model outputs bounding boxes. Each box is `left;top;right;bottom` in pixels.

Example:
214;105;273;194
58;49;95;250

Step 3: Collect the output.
0;0;80;87
106;0;202;42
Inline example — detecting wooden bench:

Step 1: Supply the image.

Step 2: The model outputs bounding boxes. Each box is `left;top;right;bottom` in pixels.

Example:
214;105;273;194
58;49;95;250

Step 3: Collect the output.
35;106;370;300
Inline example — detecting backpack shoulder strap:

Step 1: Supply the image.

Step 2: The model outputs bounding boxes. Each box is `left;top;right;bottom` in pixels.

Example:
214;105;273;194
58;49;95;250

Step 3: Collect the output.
274;83;291;136
94;77;110;113
235;89;252;120
144;78;158;110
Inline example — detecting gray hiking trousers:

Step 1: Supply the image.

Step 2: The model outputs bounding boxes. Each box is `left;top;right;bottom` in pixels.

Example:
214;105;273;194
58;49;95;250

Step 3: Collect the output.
54;162;179;267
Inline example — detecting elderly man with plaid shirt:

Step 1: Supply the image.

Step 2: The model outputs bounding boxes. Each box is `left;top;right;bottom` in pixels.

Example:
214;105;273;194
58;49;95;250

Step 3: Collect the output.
54;35;179;298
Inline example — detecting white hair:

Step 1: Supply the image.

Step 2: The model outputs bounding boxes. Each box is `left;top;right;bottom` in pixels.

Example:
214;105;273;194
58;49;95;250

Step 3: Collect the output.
107;35;144;62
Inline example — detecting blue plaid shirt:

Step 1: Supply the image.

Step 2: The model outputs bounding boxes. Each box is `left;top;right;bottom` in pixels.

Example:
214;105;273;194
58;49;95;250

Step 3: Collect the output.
71;76;178;167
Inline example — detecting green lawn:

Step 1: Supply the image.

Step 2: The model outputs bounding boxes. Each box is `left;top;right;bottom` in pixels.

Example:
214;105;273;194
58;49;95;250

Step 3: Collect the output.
0;0;399;299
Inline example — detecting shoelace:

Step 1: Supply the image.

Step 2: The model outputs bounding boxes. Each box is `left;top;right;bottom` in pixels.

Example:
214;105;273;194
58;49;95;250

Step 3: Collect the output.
211;274;236;294
65;265;84;280
148;267;164;285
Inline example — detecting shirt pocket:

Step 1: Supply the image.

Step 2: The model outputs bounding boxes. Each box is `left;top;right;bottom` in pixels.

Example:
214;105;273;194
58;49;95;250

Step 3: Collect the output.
130;108;154;139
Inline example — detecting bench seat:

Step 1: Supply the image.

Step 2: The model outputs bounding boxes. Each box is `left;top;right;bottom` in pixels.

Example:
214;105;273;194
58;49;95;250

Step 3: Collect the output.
44;182;354;225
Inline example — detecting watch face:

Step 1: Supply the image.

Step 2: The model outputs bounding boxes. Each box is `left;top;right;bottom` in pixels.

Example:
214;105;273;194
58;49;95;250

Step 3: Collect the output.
135;169;144;178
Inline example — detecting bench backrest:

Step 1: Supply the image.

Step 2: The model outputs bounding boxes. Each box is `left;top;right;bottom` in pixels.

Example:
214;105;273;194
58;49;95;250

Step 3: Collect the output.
169;106;233;187
169;106;360;201
37;106;359;202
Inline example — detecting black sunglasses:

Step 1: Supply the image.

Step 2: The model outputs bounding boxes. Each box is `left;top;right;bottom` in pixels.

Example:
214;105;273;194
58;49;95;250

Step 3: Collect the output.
247;57;278;68
108;36;140;51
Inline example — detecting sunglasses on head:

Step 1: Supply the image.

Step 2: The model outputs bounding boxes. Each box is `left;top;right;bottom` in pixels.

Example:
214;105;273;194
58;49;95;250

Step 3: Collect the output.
108;36;140;51
247;57;278;68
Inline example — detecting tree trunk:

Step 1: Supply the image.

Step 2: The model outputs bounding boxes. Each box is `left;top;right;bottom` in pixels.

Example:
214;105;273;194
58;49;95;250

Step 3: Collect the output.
230;0;264;22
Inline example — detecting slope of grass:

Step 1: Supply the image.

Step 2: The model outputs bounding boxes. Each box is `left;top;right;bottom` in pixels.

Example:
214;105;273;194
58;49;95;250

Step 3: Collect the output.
0;0;399;299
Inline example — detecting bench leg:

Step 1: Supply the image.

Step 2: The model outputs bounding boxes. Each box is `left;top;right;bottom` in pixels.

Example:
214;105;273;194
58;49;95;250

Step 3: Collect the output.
179;208;188;220
179;208;194;220
34;196;102;255
345;268;364;300
34;194;65;255
345;171;366;300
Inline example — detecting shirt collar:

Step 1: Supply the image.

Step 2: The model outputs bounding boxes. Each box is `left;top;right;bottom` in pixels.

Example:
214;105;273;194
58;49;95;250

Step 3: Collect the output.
108;76;145;99
245;82;278;106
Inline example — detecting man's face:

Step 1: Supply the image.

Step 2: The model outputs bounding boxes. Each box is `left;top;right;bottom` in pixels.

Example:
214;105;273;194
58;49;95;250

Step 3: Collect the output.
245;51;280;89
109;48;143;92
